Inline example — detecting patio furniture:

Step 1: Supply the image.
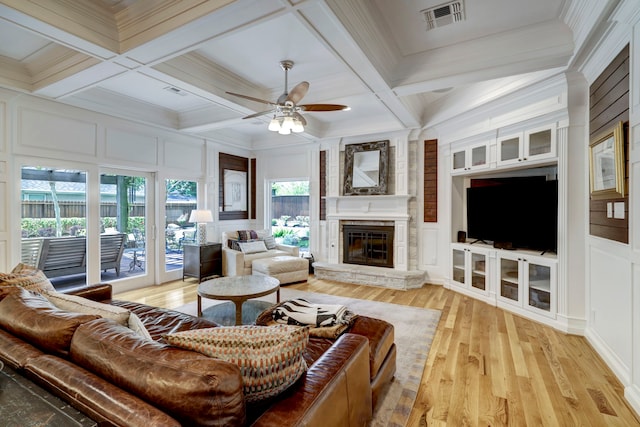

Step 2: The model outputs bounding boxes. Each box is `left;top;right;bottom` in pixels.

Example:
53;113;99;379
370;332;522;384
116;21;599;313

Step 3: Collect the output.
20;234;127;279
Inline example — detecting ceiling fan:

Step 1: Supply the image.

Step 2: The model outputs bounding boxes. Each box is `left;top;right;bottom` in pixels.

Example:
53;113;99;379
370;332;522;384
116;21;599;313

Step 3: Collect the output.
226;60;350;134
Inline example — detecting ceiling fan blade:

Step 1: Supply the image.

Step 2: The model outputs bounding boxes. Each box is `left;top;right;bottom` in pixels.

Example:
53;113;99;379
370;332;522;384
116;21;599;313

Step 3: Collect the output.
226;91;274;106
287;81;309;104
293;112;307;126
299;104;350;112
242;109;275;119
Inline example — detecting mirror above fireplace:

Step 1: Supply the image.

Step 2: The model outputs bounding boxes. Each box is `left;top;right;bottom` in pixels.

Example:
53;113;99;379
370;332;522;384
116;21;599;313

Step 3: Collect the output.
343;140;389;196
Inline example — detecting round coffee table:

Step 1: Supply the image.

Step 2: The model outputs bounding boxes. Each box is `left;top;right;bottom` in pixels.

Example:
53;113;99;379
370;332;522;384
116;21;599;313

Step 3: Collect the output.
197;275;280;325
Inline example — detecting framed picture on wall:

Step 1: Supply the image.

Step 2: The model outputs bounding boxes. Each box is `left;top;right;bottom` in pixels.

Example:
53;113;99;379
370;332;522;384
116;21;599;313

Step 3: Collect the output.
223;169;247;211
589;121;625;199
219;152;249;220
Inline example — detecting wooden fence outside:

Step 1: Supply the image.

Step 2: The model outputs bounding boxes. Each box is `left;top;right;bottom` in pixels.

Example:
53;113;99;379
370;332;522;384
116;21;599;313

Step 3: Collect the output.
22;201;196;222
272;195;309;220
22;197;307;222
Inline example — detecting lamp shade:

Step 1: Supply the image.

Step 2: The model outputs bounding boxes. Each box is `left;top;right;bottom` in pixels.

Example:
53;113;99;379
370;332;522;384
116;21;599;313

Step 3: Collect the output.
188;209;213;223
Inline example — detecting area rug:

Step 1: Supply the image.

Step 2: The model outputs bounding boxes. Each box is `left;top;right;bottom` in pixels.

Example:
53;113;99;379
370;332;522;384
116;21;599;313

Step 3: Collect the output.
174;288;441;427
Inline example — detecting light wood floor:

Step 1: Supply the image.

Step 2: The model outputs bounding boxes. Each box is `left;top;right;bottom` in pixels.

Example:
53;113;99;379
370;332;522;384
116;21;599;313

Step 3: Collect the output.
115;277;640;426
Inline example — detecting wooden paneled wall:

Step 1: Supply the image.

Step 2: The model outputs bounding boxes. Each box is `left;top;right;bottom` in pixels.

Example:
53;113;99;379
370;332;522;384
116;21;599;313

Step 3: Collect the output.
423;140;438;222
218;152;249;220
589;45;629;243
250;158;256;219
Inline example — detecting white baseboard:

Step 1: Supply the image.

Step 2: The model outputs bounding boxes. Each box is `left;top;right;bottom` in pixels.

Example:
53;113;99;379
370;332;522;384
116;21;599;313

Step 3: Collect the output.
585;327;631;387
625;384;640;418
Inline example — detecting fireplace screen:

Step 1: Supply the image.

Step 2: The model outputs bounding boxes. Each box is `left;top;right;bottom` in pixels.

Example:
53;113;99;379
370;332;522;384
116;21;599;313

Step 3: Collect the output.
343;225;394;268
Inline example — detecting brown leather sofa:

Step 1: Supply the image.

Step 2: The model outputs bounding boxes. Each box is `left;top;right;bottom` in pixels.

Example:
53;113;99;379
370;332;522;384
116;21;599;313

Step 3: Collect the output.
0;284;396;426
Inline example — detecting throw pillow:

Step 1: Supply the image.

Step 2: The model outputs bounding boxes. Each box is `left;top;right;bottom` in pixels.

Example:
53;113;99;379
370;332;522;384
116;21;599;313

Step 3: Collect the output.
238;240;268;254
237;229;258;241
227;239;242;252
128;312;153;340
44;291;130;326
262;235;277;250
0;263;55;293
165;324;309;402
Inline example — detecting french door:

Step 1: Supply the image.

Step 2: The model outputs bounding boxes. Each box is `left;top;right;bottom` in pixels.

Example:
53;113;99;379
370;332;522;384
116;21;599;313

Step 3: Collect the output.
100;169;155;290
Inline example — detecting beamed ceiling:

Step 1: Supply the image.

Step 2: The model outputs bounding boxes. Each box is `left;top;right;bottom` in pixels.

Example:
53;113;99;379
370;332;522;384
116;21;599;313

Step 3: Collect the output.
0;0;596;150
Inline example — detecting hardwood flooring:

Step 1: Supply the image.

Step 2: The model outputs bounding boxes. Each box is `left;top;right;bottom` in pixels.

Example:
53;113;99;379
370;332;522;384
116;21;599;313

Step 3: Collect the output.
115;277;640;426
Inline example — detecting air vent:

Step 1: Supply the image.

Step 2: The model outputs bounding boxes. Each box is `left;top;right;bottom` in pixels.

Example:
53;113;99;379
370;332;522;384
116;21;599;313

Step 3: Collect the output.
421;1;464;30
163;86;188;96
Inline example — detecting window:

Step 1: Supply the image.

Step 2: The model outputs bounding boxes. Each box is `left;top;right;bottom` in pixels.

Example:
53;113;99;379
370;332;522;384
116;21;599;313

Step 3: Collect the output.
270;180;309;254
165;179;197;271
100;173;147;278
21;166;88;284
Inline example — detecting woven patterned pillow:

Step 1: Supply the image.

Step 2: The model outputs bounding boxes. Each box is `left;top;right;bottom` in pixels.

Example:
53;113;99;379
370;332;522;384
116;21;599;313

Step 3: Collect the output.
165;324;309;402
0;263;55;293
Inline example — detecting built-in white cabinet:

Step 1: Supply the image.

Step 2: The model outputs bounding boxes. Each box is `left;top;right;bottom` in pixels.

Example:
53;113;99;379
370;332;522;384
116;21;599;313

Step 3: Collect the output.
451;142;489;173
496;251;556;317
449;243;557;321
497;124;556;167
451;244;490;297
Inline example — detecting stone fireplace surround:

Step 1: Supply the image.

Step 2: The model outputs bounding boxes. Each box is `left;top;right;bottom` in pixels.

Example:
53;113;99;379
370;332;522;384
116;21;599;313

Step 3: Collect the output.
314;195;425;290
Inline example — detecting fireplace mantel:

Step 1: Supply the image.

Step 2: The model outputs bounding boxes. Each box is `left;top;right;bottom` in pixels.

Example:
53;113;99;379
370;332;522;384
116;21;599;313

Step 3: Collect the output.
325;195;412;220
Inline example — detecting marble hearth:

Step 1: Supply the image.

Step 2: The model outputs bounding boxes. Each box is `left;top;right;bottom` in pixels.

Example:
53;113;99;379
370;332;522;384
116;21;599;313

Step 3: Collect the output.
317;194;425;290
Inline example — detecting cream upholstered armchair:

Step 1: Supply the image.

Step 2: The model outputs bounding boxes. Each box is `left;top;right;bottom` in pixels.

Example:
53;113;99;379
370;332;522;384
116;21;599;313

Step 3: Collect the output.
221;229;299;276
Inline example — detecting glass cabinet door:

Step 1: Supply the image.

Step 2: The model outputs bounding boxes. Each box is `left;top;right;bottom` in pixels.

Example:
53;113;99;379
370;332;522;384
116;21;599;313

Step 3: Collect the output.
470;145;487;168
527;129;552;157
452;150;466;171
499;136;520;163
471;252;486;290
452;248;466;284
499;258;519;301
527;262;551;311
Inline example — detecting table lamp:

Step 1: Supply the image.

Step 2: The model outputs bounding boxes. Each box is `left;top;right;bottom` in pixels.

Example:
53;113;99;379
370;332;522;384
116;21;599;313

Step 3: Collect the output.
188;209;213;245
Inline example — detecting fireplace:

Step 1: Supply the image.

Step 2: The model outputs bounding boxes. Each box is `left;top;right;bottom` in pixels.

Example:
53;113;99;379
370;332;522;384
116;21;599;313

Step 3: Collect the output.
343;224;394;268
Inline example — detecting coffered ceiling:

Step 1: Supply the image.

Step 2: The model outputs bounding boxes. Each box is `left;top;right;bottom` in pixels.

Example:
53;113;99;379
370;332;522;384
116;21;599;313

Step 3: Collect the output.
0;0;579;149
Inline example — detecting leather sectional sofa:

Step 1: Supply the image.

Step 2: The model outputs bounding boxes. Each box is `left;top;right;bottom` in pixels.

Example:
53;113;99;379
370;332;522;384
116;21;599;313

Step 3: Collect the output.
0;283;396;426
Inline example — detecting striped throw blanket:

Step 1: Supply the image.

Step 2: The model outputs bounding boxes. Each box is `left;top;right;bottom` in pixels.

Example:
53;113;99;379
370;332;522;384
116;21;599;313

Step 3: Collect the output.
272;298;353;327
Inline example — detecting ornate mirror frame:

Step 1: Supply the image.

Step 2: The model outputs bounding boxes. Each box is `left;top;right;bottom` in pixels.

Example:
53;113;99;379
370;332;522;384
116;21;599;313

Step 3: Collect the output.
343;140;389;195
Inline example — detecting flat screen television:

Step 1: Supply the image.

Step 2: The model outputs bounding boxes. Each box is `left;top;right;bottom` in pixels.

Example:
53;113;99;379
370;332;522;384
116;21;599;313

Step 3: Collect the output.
466;176;558;253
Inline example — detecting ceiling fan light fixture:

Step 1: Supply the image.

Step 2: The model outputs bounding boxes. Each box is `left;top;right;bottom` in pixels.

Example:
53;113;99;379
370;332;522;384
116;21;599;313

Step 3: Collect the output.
292;120;304;133
281;116;295;131
268;116;281;132
227;59;347;135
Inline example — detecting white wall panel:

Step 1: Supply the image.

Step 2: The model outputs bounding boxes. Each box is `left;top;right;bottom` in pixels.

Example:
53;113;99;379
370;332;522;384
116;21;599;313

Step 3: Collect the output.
589;245;632;368
105;128;157;164
164;139;204;173
0;181;5;234
19;108;97;156
421;228;438;266
0;102;5;153
0;241;6;273
261;151;308;179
